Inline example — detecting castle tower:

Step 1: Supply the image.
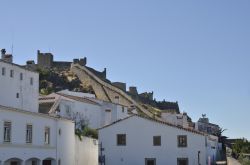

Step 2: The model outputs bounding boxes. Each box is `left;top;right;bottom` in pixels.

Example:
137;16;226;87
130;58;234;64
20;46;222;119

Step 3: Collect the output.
37;50;54;69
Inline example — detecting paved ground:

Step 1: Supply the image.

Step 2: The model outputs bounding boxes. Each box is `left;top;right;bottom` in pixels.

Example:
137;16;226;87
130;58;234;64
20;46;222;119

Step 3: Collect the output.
227;157;241;165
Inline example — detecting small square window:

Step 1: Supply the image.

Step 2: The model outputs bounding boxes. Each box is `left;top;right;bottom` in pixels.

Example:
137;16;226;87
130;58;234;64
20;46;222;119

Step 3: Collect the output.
178;135;187;147
117;134;126;146
105;109;111;112
153;136;161;146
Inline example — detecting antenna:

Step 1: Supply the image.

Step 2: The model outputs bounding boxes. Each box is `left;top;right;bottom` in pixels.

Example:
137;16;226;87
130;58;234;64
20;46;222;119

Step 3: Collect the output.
11;44;13;56
11;31;14;56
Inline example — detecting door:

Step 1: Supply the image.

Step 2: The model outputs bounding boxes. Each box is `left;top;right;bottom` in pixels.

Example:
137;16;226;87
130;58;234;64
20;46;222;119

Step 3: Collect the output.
145;158;156;165
177;158;188;165
10;162;18;165
104;109;112;125
43;160;51;165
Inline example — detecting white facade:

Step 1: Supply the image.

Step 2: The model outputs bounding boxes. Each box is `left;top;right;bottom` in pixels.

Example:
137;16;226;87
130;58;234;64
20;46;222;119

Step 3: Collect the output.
75;136;98;165
58;89;96;98
0;60;77;165
205;135;220;164
98;115;218;165
39;92;130;129
195;117;220;136
0;60;39;112
0;105;75;165
161;112;190;129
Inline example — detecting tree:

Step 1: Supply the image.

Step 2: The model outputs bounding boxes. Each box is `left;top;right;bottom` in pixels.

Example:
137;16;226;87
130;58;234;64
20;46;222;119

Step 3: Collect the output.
66;110;98;140
232;139;250;159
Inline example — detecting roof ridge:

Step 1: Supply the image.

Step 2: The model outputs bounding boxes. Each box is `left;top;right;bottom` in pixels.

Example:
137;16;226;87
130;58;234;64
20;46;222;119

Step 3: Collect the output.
98;114;205;136
56;93;101;106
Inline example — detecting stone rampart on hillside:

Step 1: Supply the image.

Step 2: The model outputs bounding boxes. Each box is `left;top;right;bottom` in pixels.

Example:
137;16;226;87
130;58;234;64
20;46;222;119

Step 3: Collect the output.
71;63;161;119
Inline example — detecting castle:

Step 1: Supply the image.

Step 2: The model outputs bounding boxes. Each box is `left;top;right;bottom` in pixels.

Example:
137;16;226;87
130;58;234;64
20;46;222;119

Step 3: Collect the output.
1;48;180;114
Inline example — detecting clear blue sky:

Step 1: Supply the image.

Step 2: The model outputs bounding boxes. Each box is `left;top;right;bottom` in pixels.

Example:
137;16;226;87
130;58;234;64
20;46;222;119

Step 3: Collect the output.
1;0;249;139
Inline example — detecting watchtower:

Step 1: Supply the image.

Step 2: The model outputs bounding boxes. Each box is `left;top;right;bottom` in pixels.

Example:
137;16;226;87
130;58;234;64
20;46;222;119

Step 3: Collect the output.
37;50;54;68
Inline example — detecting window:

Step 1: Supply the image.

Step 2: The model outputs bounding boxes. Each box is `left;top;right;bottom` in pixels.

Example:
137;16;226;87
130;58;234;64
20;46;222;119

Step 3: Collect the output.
198;151;201;165
177;158;188;165
145;158;156;165
58;159;61;165
2;67;5;76
10;69;14;78
122;106;125;113
20;73;23;80
44;127;50;144
16;93;19;98
26;124;32;143
30;77;33;85
105;109;111;112
117;134;126;146
153;136;161;146
4;121;11;142
178;135;187;147
31;161;37;165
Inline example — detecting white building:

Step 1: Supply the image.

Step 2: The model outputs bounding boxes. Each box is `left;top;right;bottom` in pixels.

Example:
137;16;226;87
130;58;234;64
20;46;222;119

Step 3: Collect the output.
0;105;75;165
205;135;220;164
161;111;191;129
195;115;220;136
0;58;76;165
39;91;129;129
98;115;220;165
0;60;39;112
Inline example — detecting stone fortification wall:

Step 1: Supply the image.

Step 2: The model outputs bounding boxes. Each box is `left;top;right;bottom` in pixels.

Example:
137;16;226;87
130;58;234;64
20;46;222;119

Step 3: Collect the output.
71;63;161;119
112;82;126;91
52;61;71;70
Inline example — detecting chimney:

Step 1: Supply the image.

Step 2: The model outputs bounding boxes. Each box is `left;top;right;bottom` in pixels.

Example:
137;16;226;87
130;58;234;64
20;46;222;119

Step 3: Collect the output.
1;49;13;63
1;49;6;58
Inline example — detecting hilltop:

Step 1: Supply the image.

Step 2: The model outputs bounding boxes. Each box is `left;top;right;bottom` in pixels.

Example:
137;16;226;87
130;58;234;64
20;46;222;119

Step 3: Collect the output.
24;50;180;117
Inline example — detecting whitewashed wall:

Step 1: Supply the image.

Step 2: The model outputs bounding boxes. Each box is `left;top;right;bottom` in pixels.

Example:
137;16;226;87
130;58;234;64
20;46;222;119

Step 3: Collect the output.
57;120;76;165
56;95;129;129
59;99;102;129
161;112;189;128
0;61;39;112
206;135;219;164
0;106;75;165
75;136;98;165
99;116;206;165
